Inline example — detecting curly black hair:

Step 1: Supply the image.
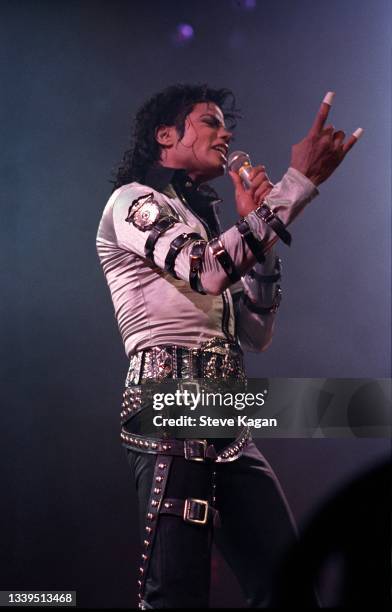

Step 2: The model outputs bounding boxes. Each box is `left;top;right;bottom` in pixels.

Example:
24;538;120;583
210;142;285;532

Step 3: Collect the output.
111;83;240;190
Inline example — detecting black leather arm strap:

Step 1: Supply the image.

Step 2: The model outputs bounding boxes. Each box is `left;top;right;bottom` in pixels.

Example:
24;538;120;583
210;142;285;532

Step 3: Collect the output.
242;285;282;315
247;256;282;283
256;271;281;283
235;217;266;263
164;232;202;278
189;240;207;294
208;237;241;283
254;203;292;246
144;216;177;264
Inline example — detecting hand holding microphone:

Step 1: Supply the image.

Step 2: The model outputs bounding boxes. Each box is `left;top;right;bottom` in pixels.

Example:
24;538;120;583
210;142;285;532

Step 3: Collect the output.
228;151;274;217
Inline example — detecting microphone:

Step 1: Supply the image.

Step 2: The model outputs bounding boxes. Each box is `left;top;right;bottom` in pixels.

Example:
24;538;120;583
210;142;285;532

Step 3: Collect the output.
227;150;253;189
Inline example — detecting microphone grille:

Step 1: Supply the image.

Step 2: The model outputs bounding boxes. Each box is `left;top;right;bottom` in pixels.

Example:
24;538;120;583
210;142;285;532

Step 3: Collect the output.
227;150;250;172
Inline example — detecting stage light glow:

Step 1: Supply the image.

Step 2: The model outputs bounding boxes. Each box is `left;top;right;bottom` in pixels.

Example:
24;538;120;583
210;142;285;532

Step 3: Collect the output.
172;23;194;46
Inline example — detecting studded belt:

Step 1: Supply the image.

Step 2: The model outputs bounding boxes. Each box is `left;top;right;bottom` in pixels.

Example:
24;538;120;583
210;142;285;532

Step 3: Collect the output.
121;428;251;463
125;336;245;385
120;387;251;463
122;336;249;463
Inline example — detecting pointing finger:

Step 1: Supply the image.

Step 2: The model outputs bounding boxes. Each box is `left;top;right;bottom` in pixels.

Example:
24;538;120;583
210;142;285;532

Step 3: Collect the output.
309;91;335;136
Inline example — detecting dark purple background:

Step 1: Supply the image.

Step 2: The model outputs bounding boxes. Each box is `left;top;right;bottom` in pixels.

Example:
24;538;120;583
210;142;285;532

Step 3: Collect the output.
1;0;390;607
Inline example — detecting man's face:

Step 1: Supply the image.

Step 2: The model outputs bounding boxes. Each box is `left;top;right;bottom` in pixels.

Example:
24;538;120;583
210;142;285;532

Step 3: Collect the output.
163;102;233;183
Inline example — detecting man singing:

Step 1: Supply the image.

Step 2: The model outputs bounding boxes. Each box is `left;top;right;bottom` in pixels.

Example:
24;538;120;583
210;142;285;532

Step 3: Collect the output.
96;84;360;608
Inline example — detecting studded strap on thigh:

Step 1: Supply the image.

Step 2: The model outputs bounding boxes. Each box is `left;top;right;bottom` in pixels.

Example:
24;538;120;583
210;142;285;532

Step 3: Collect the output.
137;454;173;608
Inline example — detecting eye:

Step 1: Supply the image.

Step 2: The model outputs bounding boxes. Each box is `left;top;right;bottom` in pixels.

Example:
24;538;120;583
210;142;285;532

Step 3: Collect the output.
203;117;221;128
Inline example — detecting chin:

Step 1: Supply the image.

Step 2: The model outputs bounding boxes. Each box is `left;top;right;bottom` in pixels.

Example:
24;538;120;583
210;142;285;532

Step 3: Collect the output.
192;162;225;184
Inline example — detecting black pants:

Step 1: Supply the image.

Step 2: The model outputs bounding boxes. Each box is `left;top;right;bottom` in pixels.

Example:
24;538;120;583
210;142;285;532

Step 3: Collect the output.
126;440;318;608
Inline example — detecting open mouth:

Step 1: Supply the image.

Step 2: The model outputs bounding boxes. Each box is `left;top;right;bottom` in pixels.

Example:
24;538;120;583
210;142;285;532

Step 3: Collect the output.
212;144;228;160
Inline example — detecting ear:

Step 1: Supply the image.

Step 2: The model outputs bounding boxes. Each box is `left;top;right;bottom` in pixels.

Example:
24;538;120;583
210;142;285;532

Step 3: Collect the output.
155;125;177;147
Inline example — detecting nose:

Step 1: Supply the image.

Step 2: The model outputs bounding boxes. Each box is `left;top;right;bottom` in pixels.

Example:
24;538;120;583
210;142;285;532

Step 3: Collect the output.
220;126;232;143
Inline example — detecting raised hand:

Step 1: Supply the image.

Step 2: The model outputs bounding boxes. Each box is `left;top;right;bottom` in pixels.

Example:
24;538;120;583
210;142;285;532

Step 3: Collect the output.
291;92;363;186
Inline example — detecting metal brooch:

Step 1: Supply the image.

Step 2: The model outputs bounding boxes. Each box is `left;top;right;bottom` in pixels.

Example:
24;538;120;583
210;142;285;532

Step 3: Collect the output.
125;193;162;231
